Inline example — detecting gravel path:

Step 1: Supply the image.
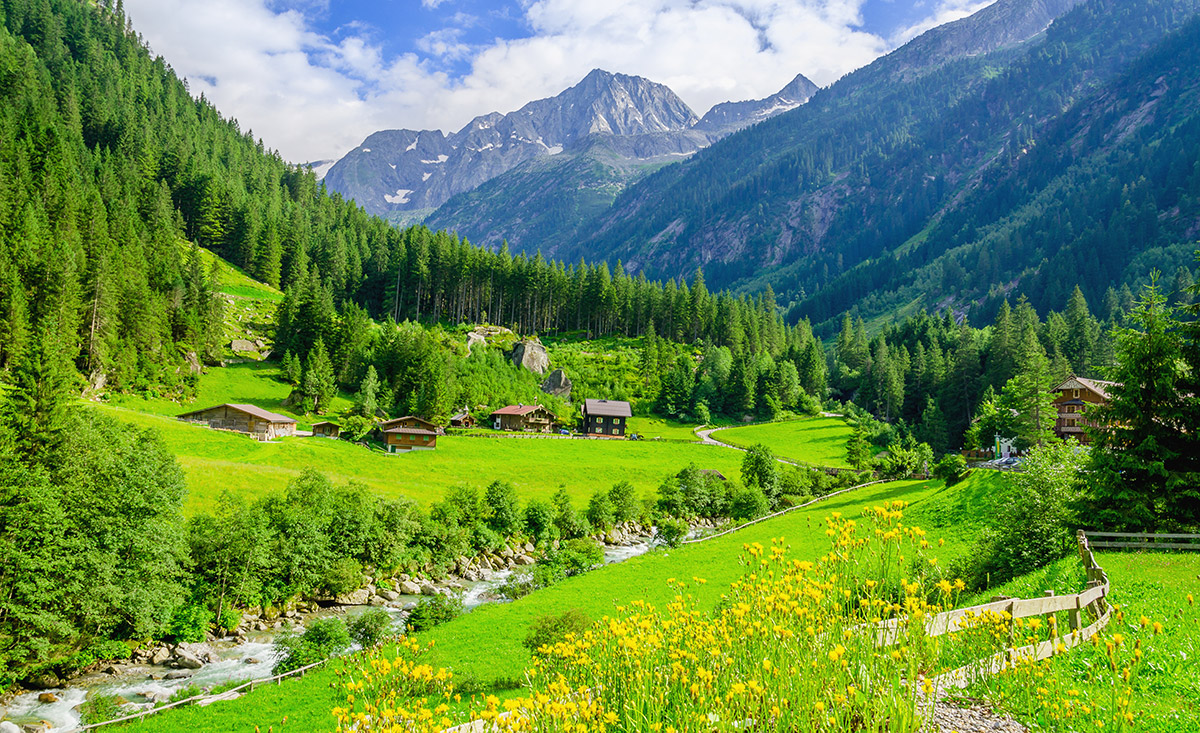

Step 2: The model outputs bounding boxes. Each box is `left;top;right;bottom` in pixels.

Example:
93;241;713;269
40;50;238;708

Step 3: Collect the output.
929;700;1029;733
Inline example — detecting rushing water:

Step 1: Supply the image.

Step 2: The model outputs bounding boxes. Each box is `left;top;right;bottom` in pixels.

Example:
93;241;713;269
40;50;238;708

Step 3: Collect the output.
0;540;656;732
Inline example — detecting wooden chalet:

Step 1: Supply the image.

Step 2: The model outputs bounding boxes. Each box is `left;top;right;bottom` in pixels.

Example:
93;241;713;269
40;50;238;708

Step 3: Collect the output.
177;403;296;440
311;421;340;438
380;415;439;452
491;404;556;432
1052;376;1119;444
449;407;476;429
581;398;632;436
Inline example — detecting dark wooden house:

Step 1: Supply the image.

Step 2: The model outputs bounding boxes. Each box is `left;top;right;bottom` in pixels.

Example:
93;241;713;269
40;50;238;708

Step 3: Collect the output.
177;403;296;440
379;416;439;452
311;421;340;438
581;399;632;436
449;407;476;429
491;404;556;432
1052;376;1118;444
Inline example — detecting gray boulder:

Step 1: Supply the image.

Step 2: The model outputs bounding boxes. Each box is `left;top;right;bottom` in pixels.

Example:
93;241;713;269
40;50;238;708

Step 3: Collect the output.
399;580;421;595
231;339;257;353
337;588;372;605
420;582;439;596
174;650;204;670
540;368;572;399
510;339;550;375
380;589;400;602
515;554;536;566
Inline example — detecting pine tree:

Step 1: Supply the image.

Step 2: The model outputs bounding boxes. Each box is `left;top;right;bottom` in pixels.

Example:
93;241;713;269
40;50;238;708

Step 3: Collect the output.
1088;278;1193;530
0;317;74;462
1064;285;1096;374
354;365;380;418
302;339;336;414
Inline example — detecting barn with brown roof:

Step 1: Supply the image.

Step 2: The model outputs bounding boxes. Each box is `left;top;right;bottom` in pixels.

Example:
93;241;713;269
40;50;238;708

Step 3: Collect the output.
490;404;556;432
177;403;297;440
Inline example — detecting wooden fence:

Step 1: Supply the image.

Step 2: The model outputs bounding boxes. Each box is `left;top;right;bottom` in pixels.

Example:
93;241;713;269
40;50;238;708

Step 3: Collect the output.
1083;531;1200;551
66;660;327;732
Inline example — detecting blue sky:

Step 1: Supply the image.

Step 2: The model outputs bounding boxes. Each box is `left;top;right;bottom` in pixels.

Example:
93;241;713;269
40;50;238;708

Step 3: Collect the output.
124;0;994;163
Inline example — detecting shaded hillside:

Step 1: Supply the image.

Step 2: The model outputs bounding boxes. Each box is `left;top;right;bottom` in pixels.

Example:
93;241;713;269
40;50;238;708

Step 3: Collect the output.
569;0;1200;331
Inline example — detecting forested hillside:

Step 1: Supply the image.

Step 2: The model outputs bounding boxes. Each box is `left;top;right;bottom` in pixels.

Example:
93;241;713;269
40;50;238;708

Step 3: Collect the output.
564;0;1200;334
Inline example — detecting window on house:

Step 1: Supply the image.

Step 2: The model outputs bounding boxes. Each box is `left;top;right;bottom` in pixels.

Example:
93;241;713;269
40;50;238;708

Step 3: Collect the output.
1073;389;1079;398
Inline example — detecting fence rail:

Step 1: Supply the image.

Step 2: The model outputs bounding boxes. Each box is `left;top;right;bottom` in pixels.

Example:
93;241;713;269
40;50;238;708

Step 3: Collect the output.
67;660;327;732
1084;530;1200;551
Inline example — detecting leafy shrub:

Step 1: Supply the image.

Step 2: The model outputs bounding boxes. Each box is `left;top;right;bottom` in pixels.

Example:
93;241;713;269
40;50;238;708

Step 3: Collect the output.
406;593;464;632
607;481;640;524
523;609;591;654
167;602;213;643
729;484;769;520
349;608;394;649
932;454;969;485
656;518;689;548
216;608;242;634
322;557;364;597
483;480;522;536
543;539;604;575
340;415;375;442
81;694;127;723
552;489;588;539
523;499;556;543
586;489;615;532
87;639;131;662
272;617;352;674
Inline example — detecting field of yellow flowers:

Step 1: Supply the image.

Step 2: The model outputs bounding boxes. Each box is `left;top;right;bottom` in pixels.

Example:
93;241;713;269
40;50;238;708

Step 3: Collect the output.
330;503;1196;732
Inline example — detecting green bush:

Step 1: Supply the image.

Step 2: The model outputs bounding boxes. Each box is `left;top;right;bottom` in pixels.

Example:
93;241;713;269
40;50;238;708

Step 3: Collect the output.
656;518;689;548
932;454;969;485
607;481;641;524
348;608;393;649
167;602;213;643
522;609;591;655
586;489;615;532
81;694;127;723
272;617;351;674
523;500;556;543
167;685;206;704
322;558;364;597
729;484;770;520
543;539;604;575
406;593;464;632
483;480;523;536
87;639;131;662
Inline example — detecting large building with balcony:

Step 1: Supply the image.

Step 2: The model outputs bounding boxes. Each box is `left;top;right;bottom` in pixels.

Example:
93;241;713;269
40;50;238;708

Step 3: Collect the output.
1052;376;1119;443
490;404;556;432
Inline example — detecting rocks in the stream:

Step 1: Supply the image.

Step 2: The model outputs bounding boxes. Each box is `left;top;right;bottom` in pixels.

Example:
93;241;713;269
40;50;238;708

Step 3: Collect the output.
36;693;57;704
419;582;439;596
380;589;400;602
164;671;192;681
244;657;262;665
337;588;372;605
399;580;421;595
0;722;21;733
515;554;536;566
173;651;203;670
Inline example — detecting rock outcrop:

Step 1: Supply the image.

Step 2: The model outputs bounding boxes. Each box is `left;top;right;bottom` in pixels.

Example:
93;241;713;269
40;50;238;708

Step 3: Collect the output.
540;368;572;398
510;339;550;375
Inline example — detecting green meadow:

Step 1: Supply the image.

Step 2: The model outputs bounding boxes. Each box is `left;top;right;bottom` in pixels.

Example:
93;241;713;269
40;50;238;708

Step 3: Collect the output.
128;475;960;732
97;405;746;515
710;416;854;468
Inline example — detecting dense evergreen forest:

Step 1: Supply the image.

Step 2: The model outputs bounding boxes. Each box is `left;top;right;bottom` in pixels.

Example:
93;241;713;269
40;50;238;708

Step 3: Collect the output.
562;0;1200;335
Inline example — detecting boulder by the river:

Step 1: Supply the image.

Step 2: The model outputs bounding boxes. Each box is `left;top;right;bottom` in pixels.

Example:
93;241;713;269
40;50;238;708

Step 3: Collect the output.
0;721;22;733
337;588;371;606
399;580;421;595
540;368;572;399
509;339;550;375
36;693;57;704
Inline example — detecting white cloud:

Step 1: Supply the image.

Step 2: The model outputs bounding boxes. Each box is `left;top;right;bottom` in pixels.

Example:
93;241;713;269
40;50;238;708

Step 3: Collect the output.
122;0;978;164
890;0;998;45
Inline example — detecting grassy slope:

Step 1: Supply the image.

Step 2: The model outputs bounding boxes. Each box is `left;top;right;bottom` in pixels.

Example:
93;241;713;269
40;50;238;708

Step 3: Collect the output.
625;416;700;441
128;475;981;732
963;552;1200;732
710;416;854;468
98;404;745;515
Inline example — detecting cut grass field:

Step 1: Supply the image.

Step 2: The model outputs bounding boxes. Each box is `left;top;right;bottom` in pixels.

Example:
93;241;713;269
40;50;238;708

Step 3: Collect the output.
709;416;854;468
97;405;746;515
108;361;354;430
127;474;979;732
625;415;700;441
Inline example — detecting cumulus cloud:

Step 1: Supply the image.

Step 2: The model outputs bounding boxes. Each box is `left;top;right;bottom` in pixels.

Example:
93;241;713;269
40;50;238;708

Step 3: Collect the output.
122;0;982;164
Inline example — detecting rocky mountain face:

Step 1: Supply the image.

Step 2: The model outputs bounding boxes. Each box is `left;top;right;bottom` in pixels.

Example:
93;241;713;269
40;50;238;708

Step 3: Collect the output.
322;70;817;222
562;0;1200;332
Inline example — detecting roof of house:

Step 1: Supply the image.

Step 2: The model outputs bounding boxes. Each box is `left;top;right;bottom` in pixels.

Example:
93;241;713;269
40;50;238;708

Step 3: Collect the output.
450;411;472;421
385;427;438;436
1055;376;1121;400
178;403;295;424
311;421;340;428
380;415;438;429
491;404;549;416
583;398;632;418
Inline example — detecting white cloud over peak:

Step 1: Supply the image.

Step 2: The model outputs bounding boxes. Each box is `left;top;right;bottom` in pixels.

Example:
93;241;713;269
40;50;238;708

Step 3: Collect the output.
122;0;983;164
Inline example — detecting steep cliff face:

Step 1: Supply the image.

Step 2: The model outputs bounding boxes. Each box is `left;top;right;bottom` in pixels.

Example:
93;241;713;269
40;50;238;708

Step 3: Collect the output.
323;69;819;229
323;70;705;219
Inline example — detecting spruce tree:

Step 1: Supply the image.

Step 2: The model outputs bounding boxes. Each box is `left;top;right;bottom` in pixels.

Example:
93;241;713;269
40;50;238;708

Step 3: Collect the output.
1087;278;1192;530
354;365;380;418
302;339;336;414
1;318;73;462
